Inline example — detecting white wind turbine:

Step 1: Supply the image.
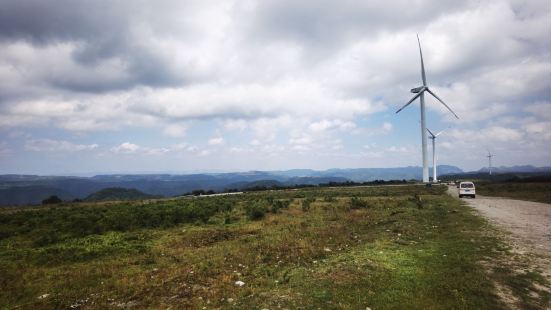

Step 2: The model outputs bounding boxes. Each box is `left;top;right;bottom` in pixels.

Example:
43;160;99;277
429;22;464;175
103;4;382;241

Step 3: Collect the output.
487;150;495;175
396;35;459;183
427;128;447;183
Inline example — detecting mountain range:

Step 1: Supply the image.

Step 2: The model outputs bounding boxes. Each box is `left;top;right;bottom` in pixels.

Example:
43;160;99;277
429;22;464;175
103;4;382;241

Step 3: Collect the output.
0;164;547;206
0;165;461;206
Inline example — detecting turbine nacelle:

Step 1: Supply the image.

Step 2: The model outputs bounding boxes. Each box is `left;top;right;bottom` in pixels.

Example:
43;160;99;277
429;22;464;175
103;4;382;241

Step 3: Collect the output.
410;86;425;93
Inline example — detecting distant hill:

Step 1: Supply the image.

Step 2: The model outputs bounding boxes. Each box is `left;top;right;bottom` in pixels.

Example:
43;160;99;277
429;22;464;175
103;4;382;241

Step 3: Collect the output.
477;165;551;174
85;188;160;202
0;164;465;206
271;165;463;182
440;165;551;182
0;185;74;206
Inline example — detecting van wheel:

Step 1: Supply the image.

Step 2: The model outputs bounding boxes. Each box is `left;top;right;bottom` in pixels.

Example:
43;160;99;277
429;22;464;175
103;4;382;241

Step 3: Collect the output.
472;195;476;199
458;195;463;198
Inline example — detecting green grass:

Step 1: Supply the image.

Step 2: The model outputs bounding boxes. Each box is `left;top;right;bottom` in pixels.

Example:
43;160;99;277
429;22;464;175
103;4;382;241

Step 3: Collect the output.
0;185;548;309
476;182;551;204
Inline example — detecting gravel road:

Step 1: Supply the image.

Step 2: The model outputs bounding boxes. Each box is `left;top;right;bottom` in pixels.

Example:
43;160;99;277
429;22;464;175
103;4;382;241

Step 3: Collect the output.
447;182;551;306
447;185;551;255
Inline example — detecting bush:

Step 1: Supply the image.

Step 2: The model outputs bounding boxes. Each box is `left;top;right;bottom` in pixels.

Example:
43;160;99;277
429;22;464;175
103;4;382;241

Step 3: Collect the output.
302;197;315;212
0;197;236;246
270;199;291;213
245;201;267;220
42;195;62;205
350;197;370;209
409;193;423;209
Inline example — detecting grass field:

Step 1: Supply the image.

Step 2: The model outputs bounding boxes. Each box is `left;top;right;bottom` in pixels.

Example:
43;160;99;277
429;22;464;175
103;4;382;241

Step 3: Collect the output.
1;185;549;309
475;182;551;204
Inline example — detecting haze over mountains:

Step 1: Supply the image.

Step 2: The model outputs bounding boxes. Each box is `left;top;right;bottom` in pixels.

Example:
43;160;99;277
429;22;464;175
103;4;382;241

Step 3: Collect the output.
2;164;548;206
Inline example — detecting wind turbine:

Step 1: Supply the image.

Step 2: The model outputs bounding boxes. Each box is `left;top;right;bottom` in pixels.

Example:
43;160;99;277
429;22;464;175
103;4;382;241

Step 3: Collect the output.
427;128;447;183
487;151;494;175
396;35;459;183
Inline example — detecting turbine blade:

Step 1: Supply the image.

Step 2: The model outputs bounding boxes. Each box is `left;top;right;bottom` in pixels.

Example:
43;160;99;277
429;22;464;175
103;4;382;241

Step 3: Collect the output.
396;91;423;114
417;34;427;86
435;128;447;137
426;128;436;137
426;88;459;119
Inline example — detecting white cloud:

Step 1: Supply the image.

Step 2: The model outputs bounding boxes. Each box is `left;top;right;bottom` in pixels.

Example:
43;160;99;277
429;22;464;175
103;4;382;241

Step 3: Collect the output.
25;139;98;152
382;122;393;132
524;122;551;140
110;142;140;154
229;147;245;153
109;141;210;156
208;137;224;145
386;145;413;153
162;124;188;138
448;126;523;143
308;119;357;132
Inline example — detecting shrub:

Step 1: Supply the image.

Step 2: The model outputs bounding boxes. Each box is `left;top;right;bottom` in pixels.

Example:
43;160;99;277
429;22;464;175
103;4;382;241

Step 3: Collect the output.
42;195;62;205
350;197;370;209
302;197;315;212
410;193;423;209
270;199;291;213
1;197;235;246
245;201;267;220
217;200;235;212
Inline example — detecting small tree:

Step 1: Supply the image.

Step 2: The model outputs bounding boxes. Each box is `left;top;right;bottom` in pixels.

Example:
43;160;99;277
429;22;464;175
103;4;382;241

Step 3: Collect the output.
42;195;62;205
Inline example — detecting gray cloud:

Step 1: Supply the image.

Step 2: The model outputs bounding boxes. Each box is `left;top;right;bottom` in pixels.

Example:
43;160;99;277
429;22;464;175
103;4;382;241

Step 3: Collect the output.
249;0;468;45
0;0;199;93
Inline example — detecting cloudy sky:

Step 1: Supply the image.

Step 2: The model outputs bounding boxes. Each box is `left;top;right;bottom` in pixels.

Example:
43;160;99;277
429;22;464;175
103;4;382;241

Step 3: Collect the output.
0;0;550;175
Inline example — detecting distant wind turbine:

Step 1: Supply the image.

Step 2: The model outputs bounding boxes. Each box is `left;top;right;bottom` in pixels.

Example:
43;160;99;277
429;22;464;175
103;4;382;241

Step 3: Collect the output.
487;151;495;175
427;128;447;183
396;35;459;183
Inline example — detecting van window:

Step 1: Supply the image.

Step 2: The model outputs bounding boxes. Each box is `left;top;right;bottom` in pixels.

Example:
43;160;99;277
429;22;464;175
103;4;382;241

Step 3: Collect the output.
461;183;474;188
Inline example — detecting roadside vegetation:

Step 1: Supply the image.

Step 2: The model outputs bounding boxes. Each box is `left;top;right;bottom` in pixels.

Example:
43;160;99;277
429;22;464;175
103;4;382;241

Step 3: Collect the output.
476;182;551;204
0;185;548;309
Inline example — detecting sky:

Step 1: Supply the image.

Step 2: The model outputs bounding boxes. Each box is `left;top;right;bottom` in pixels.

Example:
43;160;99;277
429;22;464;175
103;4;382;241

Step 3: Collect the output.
0;0;550;175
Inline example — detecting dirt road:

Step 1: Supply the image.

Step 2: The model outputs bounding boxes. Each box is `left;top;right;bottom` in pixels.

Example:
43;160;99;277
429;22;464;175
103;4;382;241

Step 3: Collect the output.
447;185;551;307
447;185;551;254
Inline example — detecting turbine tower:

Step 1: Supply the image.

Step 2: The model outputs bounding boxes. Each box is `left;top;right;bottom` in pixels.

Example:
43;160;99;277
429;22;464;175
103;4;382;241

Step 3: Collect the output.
427;128;446;183
396;35;459;183
487;151;494;175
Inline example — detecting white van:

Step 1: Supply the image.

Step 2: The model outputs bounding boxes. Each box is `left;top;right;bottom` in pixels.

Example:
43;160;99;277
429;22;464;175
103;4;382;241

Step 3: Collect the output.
458;182;476;198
